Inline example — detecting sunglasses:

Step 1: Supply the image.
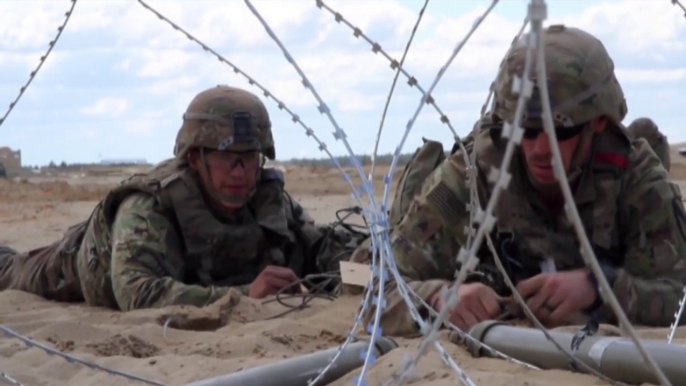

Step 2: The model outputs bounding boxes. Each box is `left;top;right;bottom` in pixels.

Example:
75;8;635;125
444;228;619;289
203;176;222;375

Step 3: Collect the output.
521;122;587;141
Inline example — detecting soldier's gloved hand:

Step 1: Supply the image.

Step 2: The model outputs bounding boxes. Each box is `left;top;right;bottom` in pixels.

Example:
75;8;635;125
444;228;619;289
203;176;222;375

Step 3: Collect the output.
429;282;506;332
514;268;597;327
248;265;302;299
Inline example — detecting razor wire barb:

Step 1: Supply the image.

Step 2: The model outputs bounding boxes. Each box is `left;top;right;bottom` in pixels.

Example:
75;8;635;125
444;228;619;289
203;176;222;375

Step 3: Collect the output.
668;287;686;343
0;0;77;128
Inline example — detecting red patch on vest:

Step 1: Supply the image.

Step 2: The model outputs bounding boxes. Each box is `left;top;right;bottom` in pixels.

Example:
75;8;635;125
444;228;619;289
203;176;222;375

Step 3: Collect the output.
594;152;627;169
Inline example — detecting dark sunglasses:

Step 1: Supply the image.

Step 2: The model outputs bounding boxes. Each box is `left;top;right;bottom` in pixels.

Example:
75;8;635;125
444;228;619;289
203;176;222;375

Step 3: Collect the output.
522;122;586;141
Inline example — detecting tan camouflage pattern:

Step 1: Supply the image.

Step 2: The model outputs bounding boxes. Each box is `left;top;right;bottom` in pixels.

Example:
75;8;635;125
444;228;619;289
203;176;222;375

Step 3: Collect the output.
0;160;361;311
494;24;628;127
362;120;686;336
627;117;670;172
175;85;276;161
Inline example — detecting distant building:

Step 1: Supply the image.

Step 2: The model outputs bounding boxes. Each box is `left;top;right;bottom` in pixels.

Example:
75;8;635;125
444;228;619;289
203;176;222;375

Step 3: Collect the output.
0;146;21;174
100;158;148;165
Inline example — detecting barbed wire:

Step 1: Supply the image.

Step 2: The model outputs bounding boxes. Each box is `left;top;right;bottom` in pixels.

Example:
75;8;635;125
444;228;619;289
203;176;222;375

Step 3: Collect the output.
315;0;480;259
0;372;26;386
0;0;77;128
309;8;533;375
376;1;500;384
242;2;412;384
668;287;686;343
673;0;686;18
366;0;429;182
315;0;460;144
0;325;168;386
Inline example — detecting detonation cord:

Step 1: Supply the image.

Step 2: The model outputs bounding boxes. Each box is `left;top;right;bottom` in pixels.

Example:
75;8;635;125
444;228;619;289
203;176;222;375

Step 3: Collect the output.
263;205;370;319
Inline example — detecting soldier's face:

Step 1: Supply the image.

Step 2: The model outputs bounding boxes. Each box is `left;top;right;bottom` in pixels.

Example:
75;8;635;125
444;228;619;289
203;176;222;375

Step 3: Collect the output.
521;118;607;185
190;149;261;209
521;129;580;184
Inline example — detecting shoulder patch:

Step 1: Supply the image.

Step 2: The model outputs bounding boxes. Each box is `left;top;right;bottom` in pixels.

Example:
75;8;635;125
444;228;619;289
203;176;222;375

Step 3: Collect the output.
261;167;285;184
594;152;628;169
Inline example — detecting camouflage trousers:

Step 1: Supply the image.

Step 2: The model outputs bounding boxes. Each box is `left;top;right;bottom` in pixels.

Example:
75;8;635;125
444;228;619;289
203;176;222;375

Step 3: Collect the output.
0;221;87;303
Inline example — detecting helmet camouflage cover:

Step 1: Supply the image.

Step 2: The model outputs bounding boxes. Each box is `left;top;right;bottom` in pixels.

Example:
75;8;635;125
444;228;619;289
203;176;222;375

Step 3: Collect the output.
494;24;628;129
174;85;275;161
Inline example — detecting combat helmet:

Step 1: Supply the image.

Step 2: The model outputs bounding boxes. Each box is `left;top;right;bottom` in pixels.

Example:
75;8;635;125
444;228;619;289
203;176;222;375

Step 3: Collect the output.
174;85;275;163
174;85;276;205
493;24;628;130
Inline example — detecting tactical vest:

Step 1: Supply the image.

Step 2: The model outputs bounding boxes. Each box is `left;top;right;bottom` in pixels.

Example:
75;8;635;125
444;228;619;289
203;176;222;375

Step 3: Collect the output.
473;126;632;284
95;159;293;290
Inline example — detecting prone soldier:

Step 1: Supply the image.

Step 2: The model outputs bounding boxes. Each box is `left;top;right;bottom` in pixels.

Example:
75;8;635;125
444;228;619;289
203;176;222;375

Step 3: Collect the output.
355;25;686;336
0;85;362;311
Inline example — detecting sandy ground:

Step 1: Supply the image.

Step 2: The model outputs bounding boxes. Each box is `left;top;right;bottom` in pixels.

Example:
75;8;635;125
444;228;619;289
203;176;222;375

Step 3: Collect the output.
2;157;686;386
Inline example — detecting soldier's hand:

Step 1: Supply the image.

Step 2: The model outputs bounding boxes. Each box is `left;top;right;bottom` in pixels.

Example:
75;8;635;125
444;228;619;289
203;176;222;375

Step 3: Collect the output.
514;269;597;327
248;265;302;299
430;282;506;332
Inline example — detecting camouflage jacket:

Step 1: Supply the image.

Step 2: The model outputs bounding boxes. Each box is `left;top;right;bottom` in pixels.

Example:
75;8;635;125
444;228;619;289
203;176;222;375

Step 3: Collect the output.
75;159;330;311
372;124;686;336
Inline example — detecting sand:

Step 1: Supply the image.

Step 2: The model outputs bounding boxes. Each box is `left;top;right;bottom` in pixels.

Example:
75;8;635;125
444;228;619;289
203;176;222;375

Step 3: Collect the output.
2;158;686;386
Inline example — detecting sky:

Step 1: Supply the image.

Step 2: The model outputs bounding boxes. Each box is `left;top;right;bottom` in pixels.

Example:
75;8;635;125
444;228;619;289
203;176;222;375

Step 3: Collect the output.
0;0;684;167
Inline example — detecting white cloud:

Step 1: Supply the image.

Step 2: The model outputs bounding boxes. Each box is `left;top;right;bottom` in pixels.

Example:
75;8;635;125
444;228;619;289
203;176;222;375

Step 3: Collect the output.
134;49;197;78
123;119;157;137
615;68;686;84
557;1;686;54
81;97;129;118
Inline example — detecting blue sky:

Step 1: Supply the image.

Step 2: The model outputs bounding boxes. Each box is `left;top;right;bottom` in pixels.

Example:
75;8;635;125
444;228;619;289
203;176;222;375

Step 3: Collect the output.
0;0;684;167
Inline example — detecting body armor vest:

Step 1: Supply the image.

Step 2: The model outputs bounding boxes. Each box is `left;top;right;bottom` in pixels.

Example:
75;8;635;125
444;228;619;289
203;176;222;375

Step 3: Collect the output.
93;159;291;292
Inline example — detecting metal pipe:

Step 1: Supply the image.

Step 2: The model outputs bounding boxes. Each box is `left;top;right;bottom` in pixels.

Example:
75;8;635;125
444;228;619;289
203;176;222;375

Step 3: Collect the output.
466;320;686;385
182;337;398;386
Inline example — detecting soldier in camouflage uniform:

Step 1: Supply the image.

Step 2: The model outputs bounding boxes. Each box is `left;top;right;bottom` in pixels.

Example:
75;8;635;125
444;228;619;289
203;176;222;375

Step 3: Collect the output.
358;25;686;336
0;85;361;311
627;117;670;172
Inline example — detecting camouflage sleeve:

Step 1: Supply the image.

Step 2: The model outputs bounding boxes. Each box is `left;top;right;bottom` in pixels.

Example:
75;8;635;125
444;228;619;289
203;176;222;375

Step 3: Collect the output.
110;193;231;311
364;152;475;336
608;141;686;326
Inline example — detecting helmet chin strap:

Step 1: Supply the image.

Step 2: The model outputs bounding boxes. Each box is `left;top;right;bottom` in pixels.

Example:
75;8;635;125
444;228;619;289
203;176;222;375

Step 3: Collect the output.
196;148;258;208
525;125;595;197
